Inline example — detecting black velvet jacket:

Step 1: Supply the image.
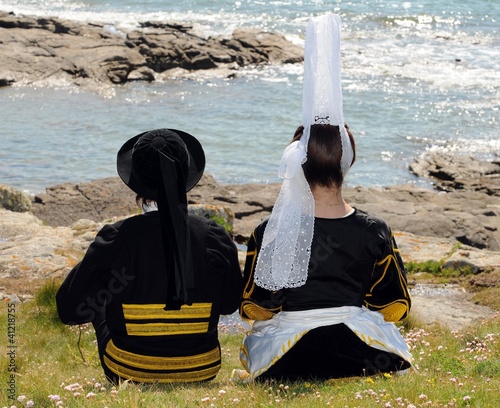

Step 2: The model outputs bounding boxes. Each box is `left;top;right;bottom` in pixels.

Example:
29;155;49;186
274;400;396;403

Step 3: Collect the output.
240;208;411;323
57;212;242;383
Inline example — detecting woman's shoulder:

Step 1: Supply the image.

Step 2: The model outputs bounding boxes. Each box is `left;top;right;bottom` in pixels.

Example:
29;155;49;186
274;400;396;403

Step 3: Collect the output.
353;208;387;224
93;213;161;243
188;214;234;244
351;208;392;237
109;212;155;229
188;214;219;233
346;208;389;230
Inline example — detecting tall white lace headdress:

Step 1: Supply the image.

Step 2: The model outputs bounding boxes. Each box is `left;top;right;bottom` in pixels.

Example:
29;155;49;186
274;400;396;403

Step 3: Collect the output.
254;13;354;291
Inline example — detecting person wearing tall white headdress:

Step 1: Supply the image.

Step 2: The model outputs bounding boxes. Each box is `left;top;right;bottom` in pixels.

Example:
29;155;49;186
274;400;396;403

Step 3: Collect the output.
233;13;412;382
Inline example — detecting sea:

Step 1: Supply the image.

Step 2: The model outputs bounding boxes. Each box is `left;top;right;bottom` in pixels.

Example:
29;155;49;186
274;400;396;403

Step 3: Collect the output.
0;0;498;195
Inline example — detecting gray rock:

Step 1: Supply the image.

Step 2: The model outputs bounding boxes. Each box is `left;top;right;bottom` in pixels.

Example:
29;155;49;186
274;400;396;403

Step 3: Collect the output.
31;177;138;226
345;186;500;251
410;283;496;331
188;204;234;231
0;185;32;212
0;11;304;89
410;151;500;196
29;172;500;251
0;208;102;296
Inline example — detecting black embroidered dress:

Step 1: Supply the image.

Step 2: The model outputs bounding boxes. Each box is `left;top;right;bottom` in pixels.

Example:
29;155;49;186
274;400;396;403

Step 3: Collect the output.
239;208;412;380
57;212;242;384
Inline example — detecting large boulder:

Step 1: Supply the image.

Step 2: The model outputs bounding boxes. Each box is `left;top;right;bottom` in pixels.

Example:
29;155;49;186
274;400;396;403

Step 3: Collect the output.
24;149;500;250
0;208;100;295
30;173;500;251
345;185;500;251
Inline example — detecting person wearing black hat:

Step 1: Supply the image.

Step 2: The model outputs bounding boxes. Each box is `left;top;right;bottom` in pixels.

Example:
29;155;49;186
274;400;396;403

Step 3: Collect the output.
56;128;243;384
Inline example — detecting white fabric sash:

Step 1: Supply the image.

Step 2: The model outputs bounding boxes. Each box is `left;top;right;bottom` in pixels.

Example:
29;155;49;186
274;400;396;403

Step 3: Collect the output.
240;306;412;381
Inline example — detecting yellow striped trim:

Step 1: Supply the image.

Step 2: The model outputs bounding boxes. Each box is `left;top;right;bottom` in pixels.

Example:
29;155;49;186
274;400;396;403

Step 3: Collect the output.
242;232;259;298
371;254;394;291
103;356;220;383
241;301;276;321
378;302;409;322
122;303;212;320
364;300;410;322
105;340;220;370
126;321;209;336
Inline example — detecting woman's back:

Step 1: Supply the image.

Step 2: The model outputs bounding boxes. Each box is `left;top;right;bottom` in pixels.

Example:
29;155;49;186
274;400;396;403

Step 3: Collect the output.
283;209;390;311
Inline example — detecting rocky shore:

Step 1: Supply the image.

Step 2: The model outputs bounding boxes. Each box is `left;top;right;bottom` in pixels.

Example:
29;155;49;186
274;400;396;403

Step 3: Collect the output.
0;10;499;329
1;151;499;329
25;151;500;250
0;11;303;91
1;150;499;273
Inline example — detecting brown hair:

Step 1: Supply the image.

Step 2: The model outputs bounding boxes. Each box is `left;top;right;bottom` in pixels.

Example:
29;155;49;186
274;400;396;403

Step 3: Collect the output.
292;124;356;188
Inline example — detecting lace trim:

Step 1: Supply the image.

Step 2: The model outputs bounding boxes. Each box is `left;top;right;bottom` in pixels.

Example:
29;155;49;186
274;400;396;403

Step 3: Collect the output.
254;167;314;291
254;13;351;291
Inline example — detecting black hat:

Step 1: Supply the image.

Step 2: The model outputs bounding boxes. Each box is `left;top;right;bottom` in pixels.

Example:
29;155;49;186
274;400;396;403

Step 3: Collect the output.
117;128;205;199
116;128;205;309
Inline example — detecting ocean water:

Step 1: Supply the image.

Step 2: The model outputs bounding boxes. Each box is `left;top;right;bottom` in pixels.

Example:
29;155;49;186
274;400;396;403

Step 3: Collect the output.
0;0;498;194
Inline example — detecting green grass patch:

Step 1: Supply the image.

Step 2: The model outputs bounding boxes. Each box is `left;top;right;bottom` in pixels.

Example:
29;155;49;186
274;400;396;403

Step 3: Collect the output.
210;213;233;235
406;260;476;283
1;281;499;407
405;260;443;275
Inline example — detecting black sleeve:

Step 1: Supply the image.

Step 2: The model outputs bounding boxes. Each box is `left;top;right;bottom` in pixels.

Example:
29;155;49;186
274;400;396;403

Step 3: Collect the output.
205;221;243;315
56;223;128;325
364;227;411;322
239;222;285;321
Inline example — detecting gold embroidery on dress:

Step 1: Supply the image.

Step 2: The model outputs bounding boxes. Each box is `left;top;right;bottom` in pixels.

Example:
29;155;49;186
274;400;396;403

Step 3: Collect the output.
105;340;220;370
122;303;212;336
126;322;209;336
123;303;212;320
103;356;220;383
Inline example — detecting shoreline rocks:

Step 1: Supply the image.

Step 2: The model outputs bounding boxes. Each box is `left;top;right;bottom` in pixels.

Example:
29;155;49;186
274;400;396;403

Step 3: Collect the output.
0;185;32;212
1;146;499;306
4;152;499;249
0;11;303;90
410;151;500;196
29;170;500;251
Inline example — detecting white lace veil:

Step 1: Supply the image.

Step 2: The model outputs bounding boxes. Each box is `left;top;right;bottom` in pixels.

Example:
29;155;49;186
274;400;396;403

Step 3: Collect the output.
254;13;353;291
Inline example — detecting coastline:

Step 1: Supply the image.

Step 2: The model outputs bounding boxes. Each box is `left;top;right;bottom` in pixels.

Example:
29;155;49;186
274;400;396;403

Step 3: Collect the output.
0;10;302;92
0;9;499;330
24;151;500;250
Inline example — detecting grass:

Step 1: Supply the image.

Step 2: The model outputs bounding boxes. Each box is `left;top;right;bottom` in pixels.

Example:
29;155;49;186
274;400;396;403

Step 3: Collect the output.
210;214;233;235
405;260;476;281
1;282;499;407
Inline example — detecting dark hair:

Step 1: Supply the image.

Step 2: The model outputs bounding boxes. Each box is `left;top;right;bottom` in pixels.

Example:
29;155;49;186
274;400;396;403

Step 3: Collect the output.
292;124;356;188
136;195;156;212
